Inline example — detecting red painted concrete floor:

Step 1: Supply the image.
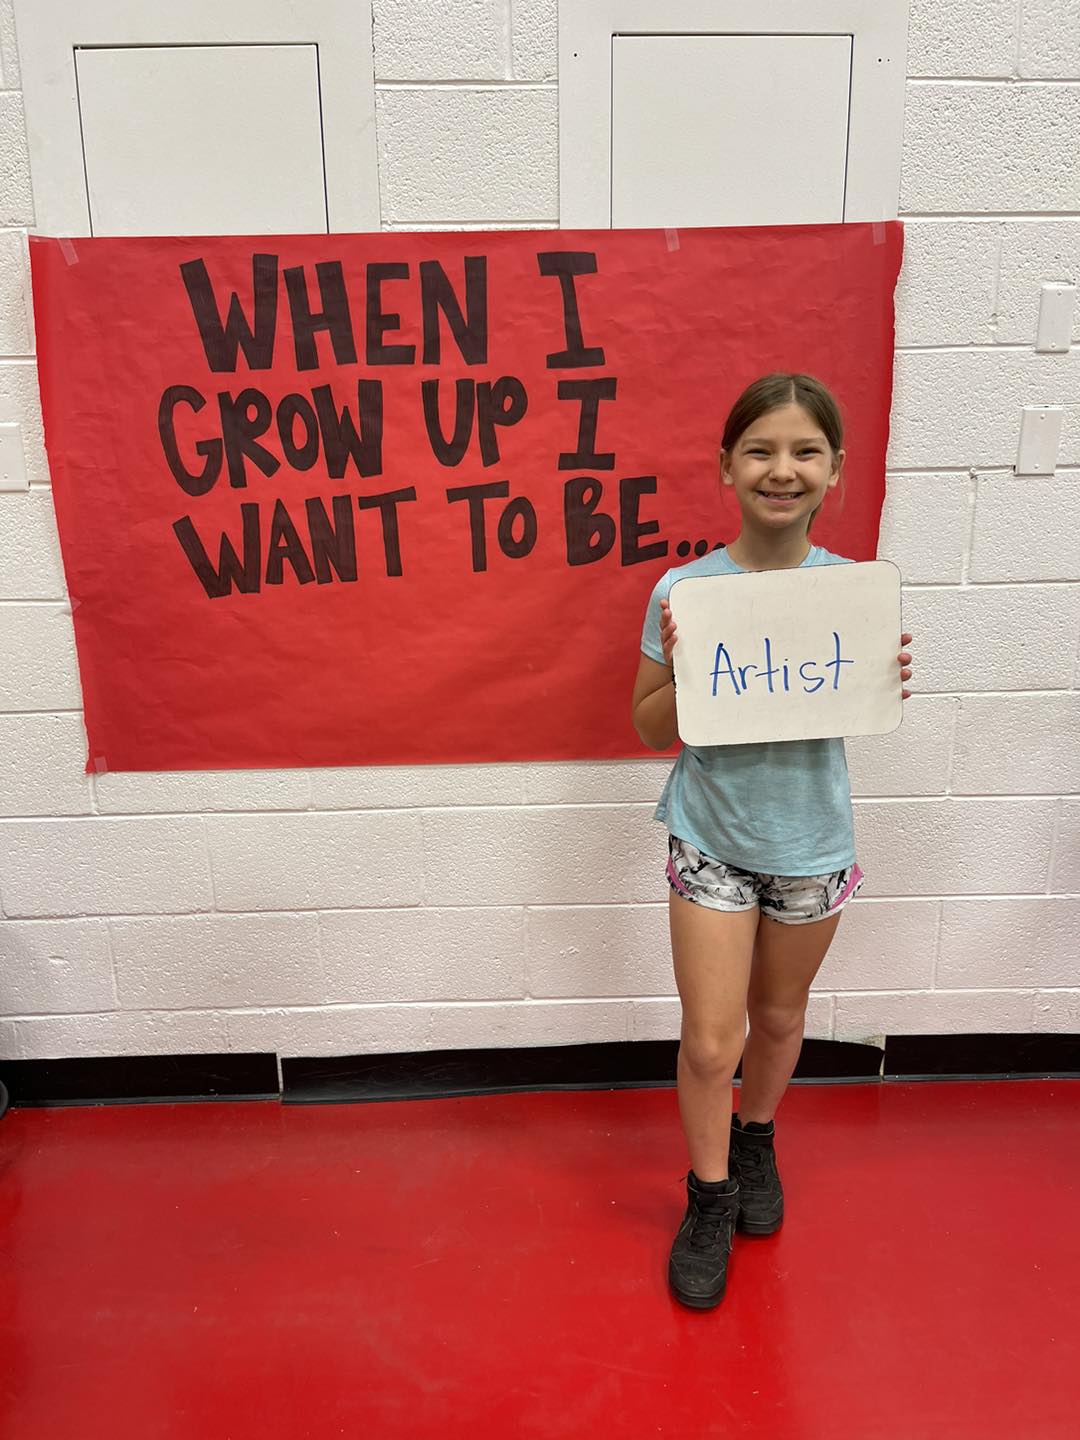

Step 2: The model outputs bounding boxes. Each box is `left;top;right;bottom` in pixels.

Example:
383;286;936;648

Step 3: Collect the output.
1;1079;1078;1440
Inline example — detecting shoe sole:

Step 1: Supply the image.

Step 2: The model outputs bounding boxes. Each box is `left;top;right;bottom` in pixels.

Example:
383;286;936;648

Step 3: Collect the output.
736;1213;783;1236
670;1281;727;1309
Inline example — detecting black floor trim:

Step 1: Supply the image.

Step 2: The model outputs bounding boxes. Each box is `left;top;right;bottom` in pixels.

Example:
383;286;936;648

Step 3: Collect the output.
0;1034;1075;1109
0;1052;279;1108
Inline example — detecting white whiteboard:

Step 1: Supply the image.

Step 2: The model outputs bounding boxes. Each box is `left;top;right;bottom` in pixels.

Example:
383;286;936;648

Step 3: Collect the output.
669;561;904;745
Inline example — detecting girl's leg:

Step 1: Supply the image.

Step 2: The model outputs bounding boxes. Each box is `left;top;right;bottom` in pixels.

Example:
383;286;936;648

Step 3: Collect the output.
669;890;759;1181
737;911;842;1123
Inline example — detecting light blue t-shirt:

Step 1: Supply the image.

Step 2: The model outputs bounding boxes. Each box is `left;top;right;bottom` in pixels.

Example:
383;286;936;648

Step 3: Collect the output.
640;544;856;876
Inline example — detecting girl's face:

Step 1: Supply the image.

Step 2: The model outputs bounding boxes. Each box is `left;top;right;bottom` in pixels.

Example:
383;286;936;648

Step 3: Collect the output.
720;402;844;531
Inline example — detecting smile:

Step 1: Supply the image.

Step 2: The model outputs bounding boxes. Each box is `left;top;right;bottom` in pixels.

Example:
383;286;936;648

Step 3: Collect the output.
757;491;804;504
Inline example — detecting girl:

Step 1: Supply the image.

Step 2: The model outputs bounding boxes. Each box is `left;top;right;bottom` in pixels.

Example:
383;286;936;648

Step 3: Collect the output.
631;373;913;1310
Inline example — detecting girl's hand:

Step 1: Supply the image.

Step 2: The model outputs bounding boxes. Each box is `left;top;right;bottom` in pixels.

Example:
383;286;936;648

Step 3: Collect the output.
898;633;913;700
660;599;678;666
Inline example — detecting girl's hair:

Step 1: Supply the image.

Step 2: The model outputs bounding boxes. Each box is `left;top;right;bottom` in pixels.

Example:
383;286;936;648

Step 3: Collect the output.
720;372;845;530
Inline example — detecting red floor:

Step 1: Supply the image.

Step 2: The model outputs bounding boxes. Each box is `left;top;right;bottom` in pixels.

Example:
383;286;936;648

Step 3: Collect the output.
1;1079;1078;1439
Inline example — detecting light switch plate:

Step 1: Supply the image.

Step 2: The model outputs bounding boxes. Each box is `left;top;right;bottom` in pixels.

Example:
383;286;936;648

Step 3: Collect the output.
0;423;28;491
1015;406;1064;476
1035;283;1076;353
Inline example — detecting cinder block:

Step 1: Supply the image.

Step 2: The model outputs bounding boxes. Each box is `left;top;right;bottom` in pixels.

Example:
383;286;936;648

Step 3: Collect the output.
889;349;1080;469
526;903;670;997
996;220;1080;345
0;490;66;599
952;694;1080;794
878;474;971;584
309;764;524;810
1050;799;1080;891
847;696;956;797
906;0;1018;76
373;0;507;80
1019;0;1080;78
0;1;21;90
894;222;998;345
630;993;833;1041
522;759;672;805
0;604;81;713
0;360;46;483
0;816;213;917
377;87;557;221
96;767;311;815
427;998;631;1049
319;906;525;1002
0;713;91;816
206;811;424;912
1031;990;1080;1032
225;1002;431;1057
421;804;661;905
0;916;113;1014
937;898;1080;987
0;228;32;354
628;998;680;1042
512;0;557;81
0;1020;17;1058
111;912;323;1009
853;798;1056;895
0;94;33;225
801;992;834;1039
814;899;939;990
898;585;1080;691
970;475;1080;582
834;988;1035;1038
901;85;1080;212
13;1008;229;1060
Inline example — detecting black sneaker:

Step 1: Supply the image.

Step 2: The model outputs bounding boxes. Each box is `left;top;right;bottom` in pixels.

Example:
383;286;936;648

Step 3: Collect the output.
729;1117;783;1235
668;1172;740;1309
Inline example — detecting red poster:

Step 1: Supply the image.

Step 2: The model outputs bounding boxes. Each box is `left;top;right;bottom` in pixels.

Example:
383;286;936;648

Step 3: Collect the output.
29;222;903;772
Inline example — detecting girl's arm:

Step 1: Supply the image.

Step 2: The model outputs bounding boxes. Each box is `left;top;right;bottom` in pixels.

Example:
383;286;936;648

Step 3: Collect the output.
631;598;679;750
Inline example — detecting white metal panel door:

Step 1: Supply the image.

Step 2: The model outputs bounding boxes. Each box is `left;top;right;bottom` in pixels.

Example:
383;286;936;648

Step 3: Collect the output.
75;45;328;235
611;35;852;227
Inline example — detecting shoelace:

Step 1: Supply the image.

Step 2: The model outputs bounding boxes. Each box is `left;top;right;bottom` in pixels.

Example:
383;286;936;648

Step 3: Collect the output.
688;1207;735;1251
734;1141;777;1187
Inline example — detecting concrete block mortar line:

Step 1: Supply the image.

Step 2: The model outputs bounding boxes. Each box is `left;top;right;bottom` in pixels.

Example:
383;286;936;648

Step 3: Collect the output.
200;815;219;914
104;916;120;1008
887;466;1079;477
905;578;1079;589
896;341;1051;352
906;77;1080;88
900;212;1080;221
960;469;978;585
906;75;1018;84
0;596;70;607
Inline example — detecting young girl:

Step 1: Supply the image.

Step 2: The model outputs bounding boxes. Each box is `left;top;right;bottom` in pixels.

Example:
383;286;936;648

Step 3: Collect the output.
631;373;913;1310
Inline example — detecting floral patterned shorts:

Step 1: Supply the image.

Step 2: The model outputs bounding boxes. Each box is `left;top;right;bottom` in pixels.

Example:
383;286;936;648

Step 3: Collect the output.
666;835;864;926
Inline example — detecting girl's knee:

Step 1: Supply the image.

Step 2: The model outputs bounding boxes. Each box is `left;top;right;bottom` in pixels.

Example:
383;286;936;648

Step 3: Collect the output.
679;1029;743;1082
747;1000;806;1044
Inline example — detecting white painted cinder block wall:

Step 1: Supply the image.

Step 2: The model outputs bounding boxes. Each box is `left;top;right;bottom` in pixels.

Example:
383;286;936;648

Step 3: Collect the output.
0;0;1077;1064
